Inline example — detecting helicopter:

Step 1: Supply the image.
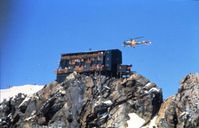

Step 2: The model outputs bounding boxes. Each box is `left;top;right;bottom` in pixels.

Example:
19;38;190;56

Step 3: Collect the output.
123;36;151;48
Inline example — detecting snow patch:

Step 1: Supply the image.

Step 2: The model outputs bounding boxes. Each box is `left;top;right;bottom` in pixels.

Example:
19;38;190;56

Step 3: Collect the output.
0;85;43;103
127;113;145;128
127;113;158;128
18;96;31;108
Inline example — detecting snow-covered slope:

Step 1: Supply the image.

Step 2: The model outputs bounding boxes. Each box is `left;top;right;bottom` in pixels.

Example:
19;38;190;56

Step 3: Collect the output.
0;85;43;102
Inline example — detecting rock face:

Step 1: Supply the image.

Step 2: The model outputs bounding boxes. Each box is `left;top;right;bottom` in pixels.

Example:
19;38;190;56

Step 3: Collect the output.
1;73;198;128
0;73;162;128
157;73;199;128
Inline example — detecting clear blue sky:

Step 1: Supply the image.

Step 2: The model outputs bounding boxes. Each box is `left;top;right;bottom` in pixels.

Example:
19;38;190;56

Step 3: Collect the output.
0;0;199;98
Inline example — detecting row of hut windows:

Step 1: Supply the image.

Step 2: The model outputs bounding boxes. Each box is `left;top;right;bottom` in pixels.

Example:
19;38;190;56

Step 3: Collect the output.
57;63;104;73
62;56;104;67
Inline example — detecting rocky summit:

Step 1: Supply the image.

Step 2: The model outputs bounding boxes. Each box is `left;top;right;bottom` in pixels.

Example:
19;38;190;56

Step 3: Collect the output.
156;73;199;128
0;73;198;128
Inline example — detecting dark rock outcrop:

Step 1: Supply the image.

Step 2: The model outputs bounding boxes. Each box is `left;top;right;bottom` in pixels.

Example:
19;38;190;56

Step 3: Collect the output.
0;72;163;128
0;93;27;127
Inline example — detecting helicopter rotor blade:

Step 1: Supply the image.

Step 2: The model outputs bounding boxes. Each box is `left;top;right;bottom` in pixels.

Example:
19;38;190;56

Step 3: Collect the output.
132;36;144;40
